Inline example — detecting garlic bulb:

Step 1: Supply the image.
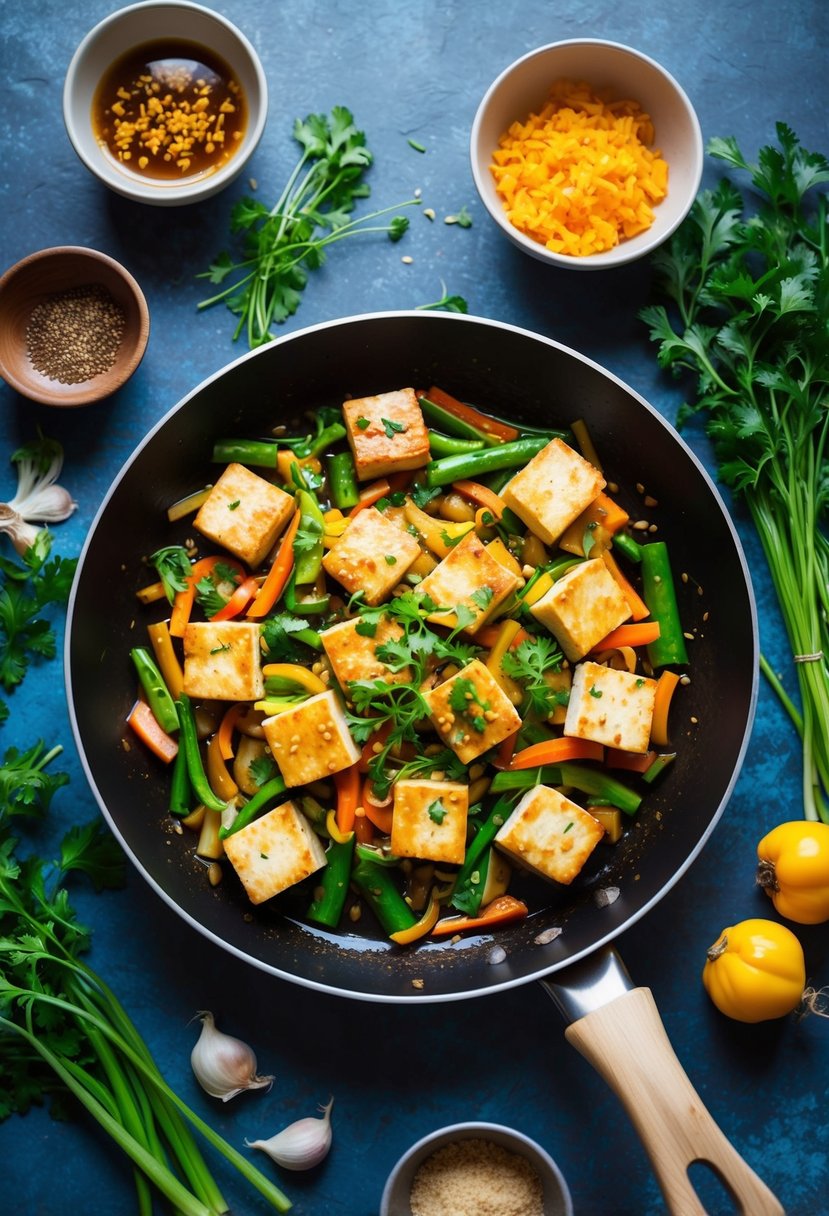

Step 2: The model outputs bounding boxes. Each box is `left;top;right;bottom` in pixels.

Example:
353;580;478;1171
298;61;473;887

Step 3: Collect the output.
246;1098;334;1171
190;1011;274;1102
0;434;76;556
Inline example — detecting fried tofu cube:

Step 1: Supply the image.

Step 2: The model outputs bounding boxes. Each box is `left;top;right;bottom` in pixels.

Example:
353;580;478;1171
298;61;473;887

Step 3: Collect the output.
193;462;294;568
418;532;521;635
424;659;522;764
564;659;657;752
262;689;360;787
183;621;264;701
322;508;421;605
530;558;630;662
222;800;327;904
495;785;605;885
501;437;606;545
390;779;469;865
320;615;411;688
343;387;431;480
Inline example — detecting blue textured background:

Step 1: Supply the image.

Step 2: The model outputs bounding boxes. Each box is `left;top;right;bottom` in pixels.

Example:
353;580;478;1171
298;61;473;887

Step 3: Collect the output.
2;2;828;1213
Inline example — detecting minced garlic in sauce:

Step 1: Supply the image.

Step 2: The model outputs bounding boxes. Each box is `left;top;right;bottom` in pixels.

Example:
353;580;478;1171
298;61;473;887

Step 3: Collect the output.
92;39;246;181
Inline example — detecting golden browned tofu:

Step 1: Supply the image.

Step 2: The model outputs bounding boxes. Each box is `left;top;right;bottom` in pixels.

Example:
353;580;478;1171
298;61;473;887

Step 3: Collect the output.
501;437;606;545
495;784;605;885
322;508;421;605
262;690;360;787
530;558;630;662
424;659;522;764
183;621;264;702
390;779;469;865
342;387;431;480
418;531;521;635
193;462;295;568
564;659;657;752
222;800;327;904
320;615;411;688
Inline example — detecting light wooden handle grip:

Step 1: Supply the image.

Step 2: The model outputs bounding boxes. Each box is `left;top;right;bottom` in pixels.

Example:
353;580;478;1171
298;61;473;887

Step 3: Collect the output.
565;987;784;1216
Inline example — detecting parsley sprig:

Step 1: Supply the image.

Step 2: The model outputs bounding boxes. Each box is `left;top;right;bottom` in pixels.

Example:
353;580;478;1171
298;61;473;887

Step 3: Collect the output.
199;106;419;348
641;123;829;822
345;590;480;796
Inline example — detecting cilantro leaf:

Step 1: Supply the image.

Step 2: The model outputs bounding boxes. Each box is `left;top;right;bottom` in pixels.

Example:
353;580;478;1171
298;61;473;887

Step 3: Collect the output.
381;417;407;438
150;545;192;603
59;822;126;892
502;635;565;718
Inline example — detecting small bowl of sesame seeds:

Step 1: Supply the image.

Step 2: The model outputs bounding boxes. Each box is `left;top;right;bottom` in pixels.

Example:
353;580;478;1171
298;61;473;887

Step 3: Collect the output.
0;246;150;407
63;0;268;206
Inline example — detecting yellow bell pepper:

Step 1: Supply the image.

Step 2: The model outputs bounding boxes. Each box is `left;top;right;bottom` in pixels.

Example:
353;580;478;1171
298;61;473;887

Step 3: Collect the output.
403;499;474;558
756;820;829;924
702;918;805;1023
261;663;327;695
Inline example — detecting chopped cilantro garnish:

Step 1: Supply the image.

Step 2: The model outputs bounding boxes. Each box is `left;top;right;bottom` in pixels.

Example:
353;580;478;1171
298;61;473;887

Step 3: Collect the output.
356;416;370;429
227;499;241;510
381;417;407;438
427;798;448;824
589;685;603;699
384;554;397;566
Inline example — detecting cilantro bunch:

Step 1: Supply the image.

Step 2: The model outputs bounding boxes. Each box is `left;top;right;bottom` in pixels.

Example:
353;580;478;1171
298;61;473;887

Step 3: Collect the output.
199;106;417;348
641;123;829;822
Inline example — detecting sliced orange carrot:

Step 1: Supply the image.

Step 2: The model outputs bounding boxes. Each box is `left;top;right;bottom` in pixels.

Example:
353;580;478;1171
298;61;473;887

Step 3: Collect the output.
347;478;391;518
246;509;301;619
362;778;394;834
357;722;393;772
651;670;681;747
430;894;529;937
592;621;661;652
558;491;630;556
354;813;375;844
426;385;519;443
127;700;178;764
451;478;508;521
211;574;260;621
605;747;658;773
510;737;604;769
601;550;650;621
335;763;361;834
217;702;244;761
169;555;246;637
493;729;519;771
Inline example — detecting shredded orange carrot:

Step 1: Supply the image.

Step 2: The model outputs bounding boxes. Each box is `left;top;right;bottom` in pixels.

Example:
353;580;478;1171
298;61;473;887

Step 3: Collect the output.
510;737;604;769
490;79;668;257
430;894;529;937
335;764;361;833
246;510;300;619
169;555;246;637
348;478;391;518
126;700;178;764
452;479;508;520
593;621;661;652
426;385;519;442
601;549;650;621
651;669;681;746
606;747;658;773
217;702;244;761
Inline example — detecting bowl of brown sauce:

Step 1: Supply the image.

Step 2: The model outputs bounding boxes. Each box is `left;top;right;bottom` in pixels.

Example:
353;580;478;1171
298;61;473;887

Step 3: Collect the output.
63;0;267;206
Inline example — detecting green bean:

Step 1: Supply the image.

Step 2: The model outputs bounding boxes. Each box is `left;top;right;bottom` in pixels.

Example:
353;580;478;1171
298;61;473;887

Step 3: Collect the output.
168;742;192;818
640;541;689;667
211;439;279;468
327;450;360;509
428;431;486;458
612;531;645;564
418;395;500;446
219;776;287;839
293;489;325;585
642;752;677;784
490;762;642;814
450;794;514;914
130;648;179;734
424;436;549;487
307;837;355;927
351;858;417;937
307;421;347;459
175;695;227;813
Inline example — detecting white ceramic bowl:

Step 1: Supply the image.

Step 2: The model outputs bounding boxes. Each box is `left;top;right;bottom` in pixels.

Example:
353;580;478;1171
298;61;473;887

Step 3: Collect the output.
471;39;703;269
379;1122;573;1216
63;0;267;206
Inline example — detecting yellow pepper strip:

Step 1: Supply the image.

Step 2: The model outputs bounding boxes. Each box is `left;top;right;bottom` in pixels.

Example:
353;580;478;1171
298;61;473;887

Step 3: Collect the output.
570;417;604;473
485;537;523;578
326;808;355;845
474;506;498;538
403;499;475;558
166;486;212;522
323;518;349;546
277;450;322;484
136;580;167;605
146;621;184;700
262;663;327;695
196;808;224;859
522;570;554;606
390;889;440;944
485;618;524;704
592;645;638;674
323;508;344;523
206;733;239;801
408;549;438;579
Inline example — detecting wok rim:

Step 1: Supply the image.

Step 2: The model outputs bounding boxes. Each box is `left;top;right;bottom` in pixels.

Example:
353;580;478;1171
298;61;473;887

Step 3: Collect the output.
64;309;759;1004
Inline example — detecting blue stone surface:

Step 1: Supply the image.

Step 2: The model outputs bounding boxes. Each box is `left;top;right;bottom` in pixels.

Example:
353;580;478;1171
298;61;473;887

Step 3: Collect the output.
1;2;828;1213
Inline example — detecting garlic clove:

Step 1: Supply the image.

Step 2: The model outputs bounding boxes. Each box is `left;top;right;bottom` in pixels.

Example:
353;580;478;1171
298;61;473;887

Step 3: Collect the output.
246;1097;334;1171
190;1010;274;1102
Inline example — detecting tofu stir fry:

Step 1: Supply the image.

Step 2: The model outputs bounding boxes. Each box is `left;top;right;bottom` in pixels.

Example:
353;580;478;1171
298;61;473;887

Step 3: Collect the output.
130;385;689;944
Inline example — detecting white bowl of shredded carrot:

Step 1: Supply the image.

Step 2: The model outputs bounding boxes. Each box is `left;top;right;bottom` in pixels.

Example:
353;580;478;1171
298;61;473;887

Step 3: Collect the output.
63;0;268;207
471;40;703;268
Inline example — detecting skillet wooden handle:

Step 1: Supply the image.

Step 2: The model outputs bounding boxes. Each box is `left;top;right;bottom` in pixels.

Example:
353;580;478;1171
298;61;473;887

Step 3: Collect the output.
565;987;784;1216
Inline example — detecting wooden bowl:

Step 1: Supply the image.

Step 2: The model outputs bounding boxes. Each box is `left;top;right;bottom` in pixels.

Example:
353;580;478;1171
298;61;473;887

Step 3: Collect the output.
0;246;149;406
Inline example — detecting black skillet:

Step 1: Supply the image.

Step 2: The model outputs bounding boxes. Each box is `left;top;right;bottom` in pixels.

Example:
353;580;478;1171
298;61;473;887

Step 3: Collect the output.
66;312;782;1214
